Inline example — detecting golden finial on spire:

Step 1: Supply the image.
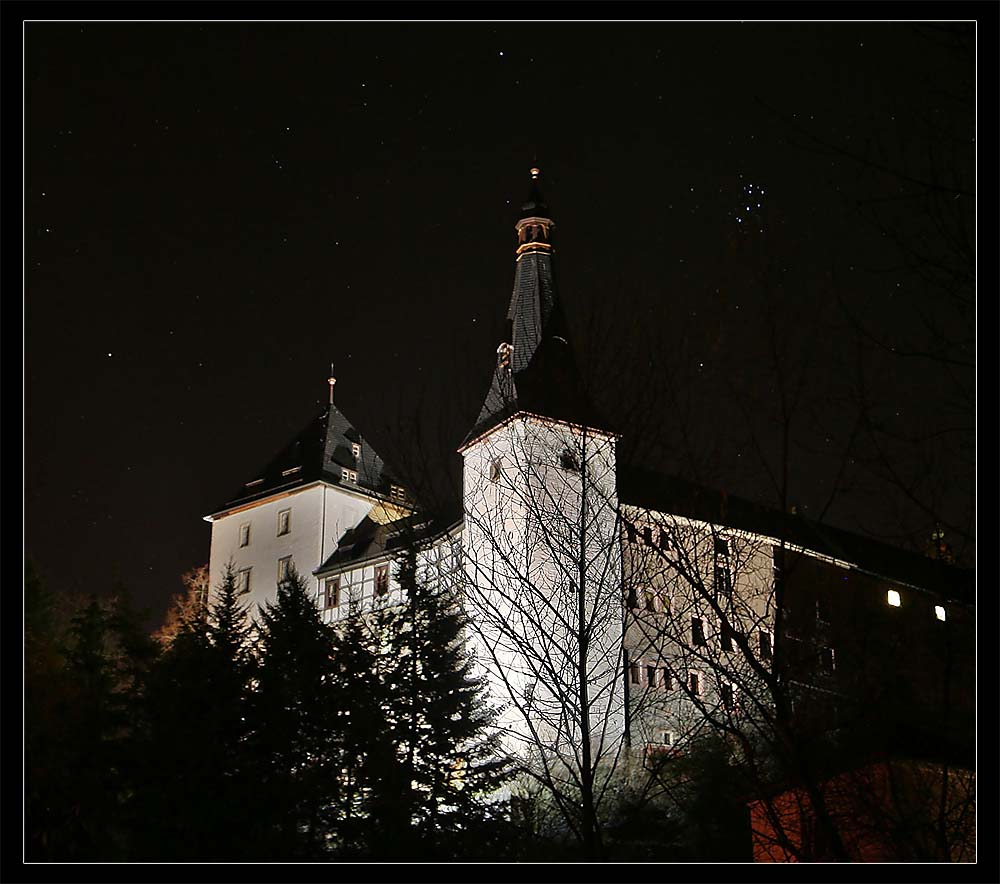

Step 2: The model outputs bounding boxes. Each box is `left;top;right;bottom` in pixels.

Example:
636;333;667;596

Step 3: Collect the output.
328;362;337;404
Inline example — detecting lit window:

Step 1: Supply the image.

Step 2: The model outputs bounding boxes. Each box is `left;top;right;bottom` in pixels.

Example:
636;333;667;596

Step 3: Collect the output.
935;605;946;622
352;442;361;459
277;509;291;536
391;484;405;500
239;522;251;548
281;466;301;476
277;555;292;584
629;662;641;685
349;469;358;482
887;589;901;607
689;671;702;696
324;577;340;609
692;617;706;646
341;467;350;481
375;564;389;596
237;567;252;594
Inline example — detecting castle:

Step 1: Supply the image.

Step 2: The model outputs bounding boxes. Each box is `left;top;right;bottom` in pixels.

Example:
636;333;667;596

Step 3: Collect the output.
204;169;973;851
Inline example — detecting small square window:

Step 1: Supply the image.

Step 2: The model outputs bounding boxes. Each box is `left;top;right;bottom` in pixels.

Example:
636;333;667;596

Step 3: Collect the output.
887;589;901;607
324;577;340;609
375;564;389;596
239;523;251;548
934;605;946;622
237;567;252;595
692;617;706;646
277;509;291;536
277;555;292;584
689;671;702;696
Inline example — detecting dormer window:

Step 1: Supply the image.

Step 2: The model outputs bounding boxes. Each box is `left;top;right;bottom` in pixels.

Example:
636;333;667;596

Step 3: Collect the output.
352;442;361;459
341;468;358;483
281;466;301;477
391;484;406;500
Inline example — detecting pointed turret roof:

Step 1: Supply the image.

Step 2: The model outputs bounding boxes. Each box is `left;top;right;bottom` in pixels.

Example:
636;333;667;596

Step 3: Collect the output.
207;398;400;518
463;168;611;447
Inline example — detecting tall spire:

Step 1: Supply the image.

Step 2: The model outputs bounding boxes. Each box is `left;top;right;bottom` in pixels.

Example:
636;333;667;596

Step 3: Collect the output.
463;167;608;447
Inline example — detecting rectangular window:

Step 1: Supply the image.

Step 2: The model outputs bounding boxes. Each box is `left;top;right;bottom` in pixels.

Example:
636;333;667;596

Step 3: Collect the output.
625;522;637;543
324;577;340;609
661;668;673;690
817;593;831;623
689;671;702;697
646;665;657;687
887;589;901;607
237;567;252;595
714;565;732;599
644;590;657;613
658;529;670;550
626;585;639;609
391;484;406;500
281;466;301;476
277;508;291;536
759;630;773;661
658;590;671;616
820;646;836;674
490;460;502;483
629;662;641;685
341;467;350;481
375;564;389;596
714;536;729;556
351;442;361;459
692;617;706;646
349;469;358;482
643;526;653;546
277;555;292;584
720;622;735;652
239;522;251;548
721;682;736;713
934;605;946;622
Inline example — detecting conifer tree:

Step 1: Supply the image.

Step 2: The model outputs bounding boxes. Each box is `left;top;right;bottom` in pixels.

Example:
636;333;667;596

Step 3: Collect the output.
128;562;256;860
372;544;513;860
250;564;339;859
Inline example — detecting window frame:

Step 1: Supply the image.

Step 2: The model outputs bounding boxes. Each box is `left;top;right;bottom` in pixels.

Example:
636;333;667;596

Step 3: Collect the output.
277;555;292;584
374;563;390;597
324;577;341;609
277;508;291;537
239;522;251;548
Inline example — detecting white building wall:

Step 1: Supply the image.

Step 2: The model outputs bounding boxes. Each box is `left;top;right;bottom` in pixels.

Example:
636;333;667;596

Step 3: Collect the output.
207;482;375;618
462;416;625;762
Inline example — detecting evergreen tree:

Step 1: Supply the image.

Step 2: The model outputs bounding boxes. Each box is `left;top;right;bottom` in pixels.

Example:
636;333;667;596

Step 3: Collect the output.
127;562;257;860
371;545;513;860
250;564;339;859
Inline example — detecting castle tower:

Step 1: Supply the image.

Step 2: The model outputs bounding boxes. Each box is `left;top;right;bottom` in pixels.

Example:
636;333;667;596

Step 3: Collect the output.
459;168;625;762
203;378;409;614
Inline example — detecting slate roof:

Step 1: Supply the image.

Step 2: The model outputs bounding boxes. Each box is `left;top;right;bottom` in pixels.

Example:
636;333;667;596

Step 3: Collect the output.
207;403;400;516
463;176;612;446
315;507;463;576
617;465;974;604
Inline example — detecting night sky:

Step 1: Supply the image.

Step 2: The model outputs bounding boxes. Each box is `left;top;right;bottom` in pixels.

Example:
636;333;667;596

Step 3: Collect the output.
25;21;976;625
